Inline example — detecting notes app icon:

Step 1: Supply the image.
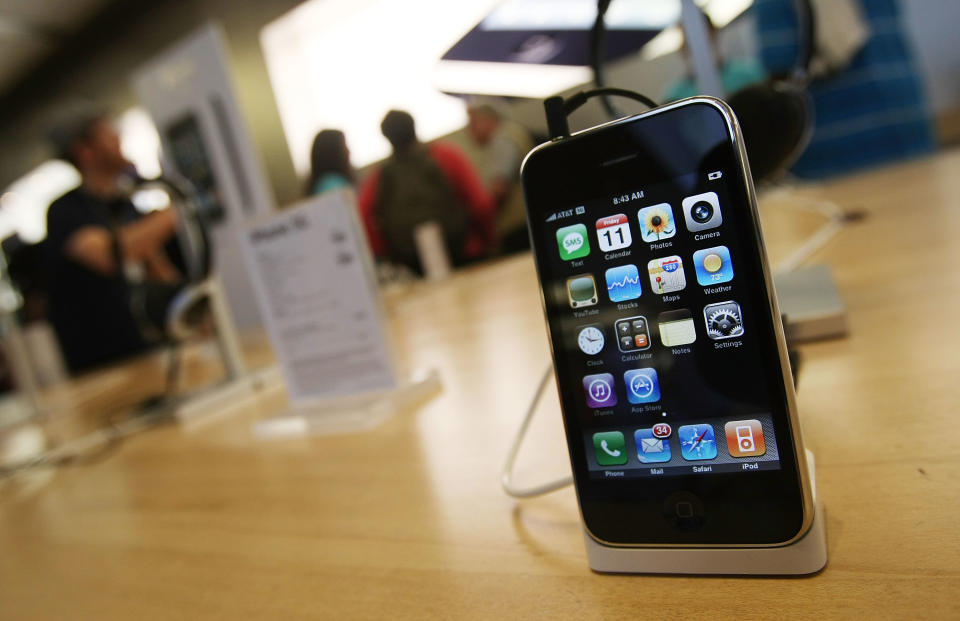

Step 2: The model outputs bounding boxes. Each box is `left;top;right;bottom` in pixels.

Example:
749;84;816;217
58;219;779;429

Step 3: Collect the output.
658;309;696;346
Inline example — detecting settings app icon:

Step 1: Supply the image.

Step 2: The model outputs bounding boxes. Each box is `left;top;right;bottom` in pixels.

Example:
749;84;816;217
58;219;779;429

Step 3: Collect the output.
704;301;744;340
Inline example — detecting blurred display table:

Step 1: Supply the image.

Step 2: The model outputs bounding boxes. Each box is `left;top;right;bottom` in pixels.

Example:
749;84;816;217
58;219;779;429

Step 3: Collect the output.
2;151;958;618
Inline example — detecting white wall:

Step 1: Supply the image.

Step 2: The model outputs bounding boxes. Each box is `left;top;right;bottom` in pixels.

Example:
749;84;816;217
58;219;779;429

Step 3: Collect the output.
900;0;960;113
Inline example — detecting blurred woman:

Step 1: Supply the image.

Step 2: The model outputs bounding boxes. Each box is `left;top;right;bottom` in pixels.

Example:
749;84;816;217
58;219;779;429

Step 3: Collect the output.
306;129;354;195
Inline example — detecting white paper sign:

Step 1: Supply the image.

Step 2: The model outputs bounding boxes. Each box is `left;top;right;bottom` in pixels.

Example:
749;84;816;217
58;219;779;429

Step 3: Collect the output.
243;191;396;402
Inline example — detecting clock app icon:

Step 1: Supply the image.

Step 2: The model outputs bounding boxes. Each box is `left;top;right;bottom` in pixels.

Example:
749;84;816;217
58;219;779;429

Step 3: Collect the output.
577;325;605;355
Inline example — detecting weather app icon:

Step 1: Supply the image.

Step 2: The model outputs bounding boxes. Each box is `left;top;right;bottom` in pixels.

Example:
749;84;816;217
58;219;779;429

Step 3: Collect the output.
605;264;642;302
693;245;734;286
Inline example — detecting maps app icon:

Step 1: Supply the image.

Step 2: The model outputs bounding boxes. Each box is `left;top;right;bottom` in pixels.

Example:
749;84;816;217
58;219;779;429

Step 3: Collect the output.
605;265;642;302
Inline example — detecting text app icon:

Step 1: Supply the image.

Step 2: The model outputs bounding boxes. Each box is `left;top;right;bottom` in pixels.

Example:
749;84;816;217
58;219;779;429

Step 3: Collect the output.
678;424;718;461
577;325;605;355
566;274;598;308
658;309;696;346
556;223;590;260
634;428;672;463
596;214;632;252
681;191;723;232
725;420;766;457
704;300;744;340
648;255;686;294
637;203;676;242
583;373;617;409
623;368;661;404
605;264;642;302
693;245;734;286
615;316;651;352
593;431;628;466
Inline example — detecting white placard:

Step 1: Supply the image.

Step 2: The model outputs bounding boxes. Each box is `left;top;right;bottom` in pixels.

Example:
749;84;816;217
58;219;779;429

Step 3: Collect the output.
243;191;396;402
132;23;274;329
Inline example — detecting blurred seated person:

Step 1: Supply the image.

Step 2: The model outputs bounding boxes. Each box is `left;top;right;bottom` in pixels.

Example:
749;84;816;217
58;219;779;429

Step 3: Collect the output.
45;106;180;373
358;110;494;273
663;9;766;102
466;103;534;254
306;129;354;196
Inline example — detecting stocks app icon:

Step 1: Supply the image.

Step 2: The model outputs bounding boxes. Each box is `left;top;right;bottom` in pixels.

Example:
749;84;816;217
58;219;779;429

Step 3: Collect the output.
583;373;617;409
605;264;642;302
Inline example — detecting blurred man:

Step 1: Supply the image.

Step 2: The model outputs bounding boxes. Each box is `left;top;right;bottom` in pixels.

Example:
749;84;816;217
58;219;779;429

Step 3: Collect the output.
358;110;494;273
46;107;180;373
466;103;533;254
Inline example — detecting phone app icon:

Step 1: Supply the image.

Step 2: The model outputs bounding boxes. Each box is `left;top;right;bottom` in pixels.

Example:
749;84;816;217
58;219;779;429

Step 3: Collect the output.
637;203;676;242
605;264;642;302
593;431;628;466
693;245;734;286
725;420;766;457
583;373;617;409
681;191;723;232
678;424;718;461
615;316;651;352
634;428;672;463
648;255;686;294
704;300;744;340
577;325;605;355
658;309;696;346
566;274;598;308
623;368;660;404
596;214;632;252
556;223;590;260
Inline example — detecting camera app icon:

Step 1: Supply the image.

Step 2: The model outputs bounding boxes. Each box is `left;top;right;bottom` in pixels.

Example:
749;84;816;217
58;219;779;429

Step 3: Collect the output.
681;191;723;232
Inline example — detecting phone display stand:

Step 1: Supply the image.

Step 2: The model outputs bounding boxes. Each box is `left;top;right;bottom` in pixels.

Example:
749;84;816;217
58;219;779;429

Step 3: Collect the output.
583;449;827;575
251;369;442;438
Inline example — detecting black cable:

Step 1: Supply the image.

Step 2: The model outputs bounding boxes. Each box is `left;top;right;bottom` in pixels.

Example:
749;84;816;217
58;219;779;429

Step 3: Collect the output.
589;0;618;118
545;88;659;140
564;88;658;116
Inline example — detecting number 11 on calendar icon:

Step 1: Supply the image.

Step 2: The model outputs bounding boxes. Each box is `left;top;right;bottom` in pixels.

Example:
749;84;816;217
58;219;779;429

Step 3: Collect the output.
596;214;632;252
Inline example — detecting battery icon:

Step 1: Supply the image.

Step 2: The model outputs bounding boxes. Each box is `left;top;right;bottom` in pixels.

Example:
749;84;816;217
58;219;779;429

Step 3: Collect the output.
708;171;723;180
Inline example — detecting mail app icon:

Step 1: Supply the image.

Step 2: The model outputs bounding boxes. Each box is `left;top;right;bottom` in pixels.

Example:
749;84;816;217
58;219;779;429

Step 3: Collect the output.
635;428;672;463
642;437;664;453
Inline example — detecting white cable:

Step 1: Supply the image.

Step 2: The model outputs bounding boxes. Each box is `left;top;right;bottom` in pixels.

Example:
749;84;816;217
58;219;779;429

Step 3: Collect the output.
766;187;848;274
501;365;574;498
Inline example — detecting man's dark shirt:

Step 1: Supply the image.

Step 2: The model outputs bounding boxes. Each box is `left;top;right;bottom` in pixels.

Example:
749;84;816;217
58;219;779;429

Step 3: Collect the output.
45;188;147;373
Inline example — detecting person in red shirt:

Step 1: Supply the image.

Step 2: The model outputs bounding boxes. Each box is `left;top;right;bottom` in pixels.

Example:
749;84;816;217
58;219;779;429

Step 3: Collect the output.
357;110;494;273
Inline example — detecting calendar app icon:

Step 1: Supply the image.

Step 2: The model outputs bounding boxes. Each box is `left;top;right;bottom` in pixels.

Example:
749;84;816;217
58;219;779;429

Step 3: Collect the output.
596;214;632;252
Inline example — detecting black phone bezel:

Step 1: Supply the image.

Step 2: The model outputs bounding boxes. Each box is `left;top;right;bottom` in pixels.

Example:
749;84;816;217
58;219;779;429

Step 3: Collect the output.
521;99;810;546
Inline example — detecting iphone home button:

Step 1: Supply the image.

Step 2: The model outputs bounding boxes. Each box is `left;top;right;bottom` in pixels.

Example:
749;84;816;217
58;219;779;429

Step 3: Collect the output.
663;492;704;530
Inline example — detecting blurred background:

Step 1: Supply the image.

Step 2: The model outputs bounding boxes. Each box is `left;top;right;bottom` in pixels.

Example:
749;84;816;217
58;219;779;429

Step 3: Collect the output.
0;0;956;388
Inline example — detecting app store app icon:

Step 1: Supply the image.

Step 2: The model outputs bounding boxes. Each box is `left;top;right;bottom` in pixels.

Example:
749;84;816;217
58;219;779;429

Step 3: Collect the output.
623;368;660;404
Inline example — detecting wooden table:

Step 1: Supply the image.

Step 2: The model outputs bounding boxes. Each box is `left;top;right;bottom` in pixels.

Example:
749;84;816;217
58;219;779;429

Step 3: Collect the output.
2;151;958;619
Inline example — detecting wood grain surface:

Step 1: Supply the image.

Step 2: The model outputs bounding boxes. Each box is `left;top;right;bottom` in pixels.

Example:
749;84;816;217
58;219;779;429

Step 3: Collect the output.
1;151;958;619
